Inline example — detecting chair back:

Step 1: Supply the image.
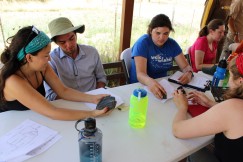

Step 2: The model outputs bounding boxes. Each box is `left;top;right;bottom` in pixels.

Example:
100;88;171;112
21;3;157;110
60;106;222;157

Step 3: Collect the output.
102;60;129;87
120;48;132;80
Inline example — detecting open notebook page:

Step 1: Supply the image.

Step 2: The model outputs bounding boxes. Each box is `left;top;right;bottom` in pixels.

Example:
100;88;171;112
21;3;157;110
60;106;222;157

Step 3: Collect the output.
169;71;209;89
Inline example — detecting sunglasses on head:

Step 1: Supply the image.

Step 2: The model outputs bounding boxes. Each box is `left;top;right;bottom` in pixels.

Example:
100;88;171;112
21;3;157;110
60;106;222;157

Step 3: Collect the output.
23;26;40;55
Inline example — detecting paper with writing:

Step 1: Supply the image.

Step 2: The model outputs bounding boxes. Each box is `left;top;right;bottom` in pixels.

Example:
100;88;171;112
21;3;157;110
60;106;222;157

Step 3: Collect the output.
0;119;61;162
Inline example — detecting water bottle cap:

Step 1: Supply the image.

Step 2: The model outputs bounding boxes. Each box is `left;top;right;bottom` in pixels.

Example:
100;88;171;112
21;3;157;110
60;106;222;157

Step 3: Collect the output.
75;118;97;134
84;118;96;130
84;118;97;135
133;88;147;98
218;58;227;68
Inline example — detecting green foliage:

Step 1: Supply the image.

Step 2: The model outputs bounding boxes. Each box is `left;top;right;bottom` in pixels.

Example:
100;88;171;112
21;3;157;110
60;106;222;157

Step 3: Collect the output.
0;0;204;63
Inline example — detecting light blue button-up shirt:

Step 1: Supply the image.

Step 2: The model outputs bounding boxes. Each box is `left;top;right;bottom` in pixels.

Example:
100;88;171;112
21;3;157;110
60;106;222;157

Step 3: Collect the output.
44;44;106;101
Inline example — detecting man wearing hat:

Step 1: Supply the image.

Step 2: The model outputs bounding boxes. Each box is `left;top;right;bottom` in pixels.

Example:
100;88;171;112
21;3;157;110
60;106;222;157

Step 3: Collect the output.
44;17;106;101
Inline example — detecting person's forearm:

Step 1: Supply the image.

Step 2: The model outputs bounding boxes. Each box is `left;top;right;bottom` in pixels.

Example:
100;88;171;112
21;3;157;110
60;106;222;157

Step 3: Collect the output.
46;107;95;121
137;72;153;86
172;108;188;137
59;87;94;103
198;63;215;70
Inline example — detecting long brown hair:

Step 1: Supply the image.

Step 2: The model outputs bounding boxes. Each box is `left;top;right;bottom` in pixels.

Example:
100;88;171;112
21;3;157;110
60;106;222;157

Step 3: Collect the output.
0;26;39;103
223;57;243;99
199;19;224;37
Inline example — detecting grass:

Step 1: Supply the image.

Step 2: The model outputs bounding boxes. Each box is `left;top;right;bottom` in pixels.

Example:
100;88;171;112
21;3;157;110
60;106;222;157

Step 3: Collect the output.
0;0;205;63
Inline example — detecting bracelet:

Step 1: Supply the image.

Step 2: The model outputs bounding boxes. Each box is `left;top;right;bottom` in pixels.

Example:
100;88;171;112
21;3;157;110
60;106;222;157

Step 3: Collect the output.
234;32;239;36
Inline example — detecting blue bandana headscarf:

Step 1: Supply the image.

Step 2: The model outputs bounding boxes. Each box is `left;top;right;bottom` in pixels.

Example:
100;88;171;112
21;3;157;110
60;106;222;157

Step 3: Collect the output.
17;28;51;61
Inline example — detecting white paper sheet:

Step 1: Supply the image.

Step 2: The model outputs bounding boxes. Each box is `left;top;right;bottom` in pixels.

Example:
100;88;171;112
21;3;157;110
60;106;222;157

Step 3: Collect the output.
0;119;61;162
169;71;209;89
144;79;176;103
85;88;124;110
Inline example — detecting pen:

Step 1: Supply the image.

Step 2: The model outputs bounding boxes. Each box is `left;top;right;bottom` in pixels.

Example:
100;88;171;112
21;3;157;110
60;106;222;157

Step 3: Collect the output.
177;86;186;94
162;93;167;99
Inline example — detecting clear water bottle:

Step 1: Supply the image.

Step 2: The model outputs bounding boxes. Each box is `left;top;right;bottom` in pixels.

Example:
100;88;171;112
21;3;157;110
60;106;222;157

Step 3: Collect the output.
129;88;148;128
75;118;102;162
212;58;227;87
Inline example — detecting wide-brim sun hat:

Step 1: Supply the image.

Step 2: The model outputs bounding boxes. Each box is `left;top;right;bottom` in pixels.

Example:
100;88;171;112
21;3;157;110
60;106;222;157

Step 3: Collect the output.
48;17;85;40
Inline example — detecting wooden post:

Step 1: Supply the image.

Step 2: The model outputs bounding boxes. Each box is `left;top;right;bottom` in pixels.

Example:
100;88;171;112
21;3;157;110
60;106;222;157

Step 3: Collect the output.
119;0;134;58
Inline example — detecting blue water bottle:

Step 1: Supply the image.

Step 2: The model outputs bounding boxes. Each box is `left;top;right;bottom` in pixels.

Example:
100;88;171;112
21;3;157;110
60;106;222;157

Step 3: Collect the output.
212;58;227;87
75;118;102;162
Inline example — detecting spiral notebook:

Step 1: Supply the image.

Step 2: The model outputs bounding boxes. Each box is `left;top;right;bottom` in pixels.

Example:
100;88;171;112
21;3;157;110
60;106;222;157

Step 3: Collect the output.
168;71;211;92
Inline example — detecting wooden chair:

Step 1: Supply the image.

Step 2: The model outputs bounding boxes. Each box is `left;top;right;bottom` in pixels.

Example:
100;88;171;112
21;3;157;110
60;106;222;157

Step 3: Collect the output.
102;60;129;87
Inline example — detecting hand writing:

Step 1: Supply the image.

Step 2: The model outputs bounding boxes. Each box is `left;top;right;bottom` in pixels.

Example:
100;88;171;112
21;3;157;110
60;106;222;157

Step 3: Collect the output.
187;91;212;107
178;72;192;84
148;79;166;99
173;89;188;110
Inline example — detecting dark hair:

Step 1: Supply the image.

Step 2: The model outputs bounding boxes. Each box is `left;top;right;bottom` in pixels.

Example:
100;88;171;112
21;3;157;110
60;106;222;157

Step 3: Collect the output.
52;31;77;43
0;26;39;103
223;57;243;100
199;19;224;37
147;14;174;35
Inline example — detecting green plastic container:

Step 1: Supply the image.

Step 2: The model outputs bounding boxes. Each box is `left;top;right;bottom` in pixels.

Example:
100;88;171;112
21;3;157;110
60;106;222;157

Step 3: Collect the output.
129;88;148;128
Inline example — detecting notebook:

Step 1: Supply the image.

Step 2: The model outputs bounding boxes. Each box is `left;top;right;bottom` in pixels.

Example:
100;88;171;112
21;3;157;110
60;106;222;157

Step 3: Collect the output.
168;71;211;92
188;104;209;117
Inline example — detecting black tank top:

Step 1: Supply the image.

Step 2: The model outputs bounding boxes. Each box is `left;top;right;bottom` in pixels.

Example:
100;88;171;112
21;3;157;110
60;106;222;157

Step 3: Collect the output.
0;73;46;112
214;132;243;162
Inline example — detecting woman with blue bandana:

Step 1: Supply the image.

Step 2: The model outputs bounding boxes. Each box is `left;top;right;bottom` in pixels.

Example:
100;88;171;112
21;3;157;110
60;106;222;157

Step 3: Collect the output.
0;26;111;120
